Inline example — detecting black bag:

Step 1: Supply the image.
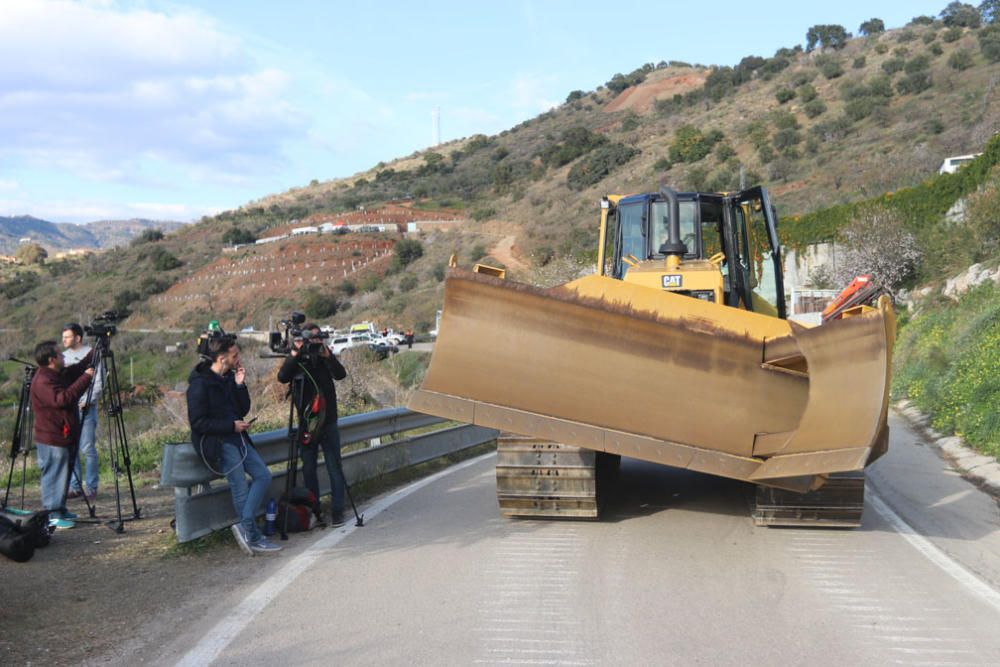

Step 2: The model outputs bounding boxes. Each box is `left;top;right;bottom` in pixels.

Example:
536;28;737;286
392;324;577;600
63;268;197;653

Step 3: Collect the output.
0;511;51;563
276;487;319;533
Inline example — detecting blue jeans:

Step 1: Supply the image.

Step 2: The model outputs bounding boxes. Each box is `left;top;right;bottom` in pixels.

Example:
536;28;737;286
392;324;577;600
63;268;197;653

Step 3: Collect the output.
300;421;344;515
71;405;99;494
36;443;71;514
221;439;271;542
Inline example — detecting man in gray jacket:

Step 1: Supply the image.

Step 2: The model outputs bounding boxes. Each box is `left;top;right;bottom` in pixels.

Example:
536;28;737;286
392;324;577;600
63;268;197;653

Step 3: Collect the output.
62;323;101;503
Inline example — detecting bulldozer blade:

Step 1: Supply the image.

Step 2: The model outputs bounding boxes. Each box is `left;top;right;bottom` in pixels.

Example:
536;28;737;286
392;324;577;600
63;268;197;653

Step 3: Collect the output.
408;270;894;487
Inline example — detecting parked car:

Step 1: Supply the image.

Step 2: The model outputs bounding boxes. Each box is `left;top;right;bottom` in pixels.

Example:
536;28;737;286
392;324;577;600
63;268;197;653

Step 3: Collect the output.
368;341;398;360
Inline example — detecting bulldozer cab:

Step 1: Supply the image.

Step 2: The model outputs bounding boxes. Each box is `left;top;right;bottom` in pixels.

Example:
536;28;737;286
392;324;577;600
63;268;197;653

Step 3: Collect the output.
599;186;786;319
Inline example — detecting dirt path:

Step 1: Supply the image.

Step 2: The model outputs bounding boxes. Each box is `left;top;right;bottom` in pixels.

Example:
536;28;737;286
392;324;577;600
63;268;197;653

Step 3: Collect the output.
0;478;268;666
488;235;528;273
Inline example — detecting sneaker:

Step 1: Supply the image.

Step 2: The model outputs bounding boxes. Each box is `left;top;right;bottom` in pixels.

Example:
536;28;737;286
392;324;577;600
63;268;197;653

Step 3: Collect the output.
49;516;75;529
59;510;78;520
248;537;282;553
230;524;254;557
67;489;84;500
329;512;346;527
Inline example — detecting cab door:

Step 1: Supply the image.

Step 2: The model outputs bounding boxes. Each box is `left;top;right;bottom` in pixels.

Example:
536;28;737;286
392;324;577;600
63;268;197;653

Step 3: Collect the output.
727;187;787;319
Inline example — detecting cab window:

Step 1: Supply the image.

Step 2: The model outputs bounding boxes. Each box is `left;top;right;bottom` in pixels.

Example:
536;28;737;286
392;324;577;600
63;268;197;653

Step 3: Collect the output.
651;200;698;258
618;201;646;274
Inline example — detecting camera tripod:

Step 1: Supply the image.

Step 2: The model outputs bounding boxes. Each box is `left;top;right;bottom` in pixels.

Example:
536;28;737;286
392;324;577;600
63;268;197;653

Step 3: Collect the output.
69;333;142;533
279;367;363;541
2;359;37;515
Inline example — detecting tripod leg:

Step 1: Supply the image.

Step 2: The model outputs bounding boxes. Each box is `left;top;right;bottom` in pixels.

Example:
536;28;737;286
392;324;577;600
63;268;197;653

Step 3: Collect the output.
335;454;363;528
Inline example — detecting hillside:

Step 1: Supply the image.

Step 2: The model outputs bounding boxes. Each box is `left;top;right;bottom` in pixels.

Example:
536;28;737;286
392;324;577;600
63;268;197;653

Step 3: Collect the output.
3;9;1000;336
0;215;184;254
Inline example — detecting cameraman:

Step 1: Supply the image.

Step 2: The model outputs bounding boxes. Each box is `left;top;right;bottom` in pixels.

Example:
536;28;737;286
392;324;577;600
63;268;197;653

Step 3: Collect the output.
62;322;102;503
29;340;95;528
276;323;348;526
186;336;281;555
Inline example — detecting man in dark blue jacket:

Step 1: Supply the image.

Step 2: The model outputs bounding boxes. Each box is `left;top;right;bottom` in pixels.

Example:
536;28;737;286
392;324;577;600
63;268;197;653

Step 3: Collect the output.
186;336;280;555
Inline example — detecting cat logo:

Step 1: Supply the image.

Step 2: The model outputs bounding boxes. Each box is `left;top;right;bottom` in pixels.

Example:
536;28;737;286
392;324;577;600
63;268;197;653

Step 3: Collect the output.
661;274;683;289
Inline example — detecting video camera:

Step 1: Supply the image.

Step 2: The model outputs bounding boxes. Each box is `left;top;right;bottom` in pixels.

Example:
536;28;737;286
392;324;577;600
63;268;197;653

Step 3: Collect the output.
268;311;328;361
84;310;126;348
196;320;238;361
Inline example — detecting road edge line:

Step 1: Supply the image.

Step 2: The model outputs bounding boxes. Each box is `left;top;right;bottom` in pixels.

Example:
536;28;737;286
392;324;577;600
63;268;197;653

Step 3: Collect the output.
868;487;1000;613
174;450;496;667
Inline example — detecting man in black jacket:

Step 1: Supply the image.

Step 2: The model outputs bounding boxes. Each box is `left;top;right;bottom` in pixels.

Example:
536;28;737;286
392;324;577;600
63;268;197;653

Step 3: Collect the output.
277;323;348;526
187;336;280;555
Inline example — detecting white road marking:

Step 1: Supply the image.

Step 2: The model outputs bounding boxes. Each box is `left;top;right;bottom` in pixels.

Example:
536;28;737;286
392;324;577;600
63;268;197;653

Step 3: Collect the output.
868;489;1000;613
173;451;495;667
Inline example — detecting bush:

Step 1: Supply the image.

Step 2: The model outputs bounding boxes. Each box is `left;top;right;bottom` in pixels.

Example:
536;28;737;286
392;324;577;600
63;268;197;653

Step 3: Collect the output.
882;58;905;75
653;156;673;171
942;26;964;42
930;42;945;56
770;110;799;130
668;125;713;163
150;248;182;271
398;274;418;292
392;238;424;267
803;99;827;118
620;112;640;131
566;90;584;103
980;24;1000;62
337;280;357;296
775;88;796;104
896;70;933;94
924;118;946;134
832;206;921;294
797;83;818;102
0;271;40;298
818;58;844;79
222;227;256;245
566;143;640;190
539;126;608;167
948;48;975;69
131;229;164;245
14;243;47;265
874;43;889;54
303;290;340;318
714;142;736;162
904;54;932;73
772;128;802;150
471;206;497;221
853;56;867;69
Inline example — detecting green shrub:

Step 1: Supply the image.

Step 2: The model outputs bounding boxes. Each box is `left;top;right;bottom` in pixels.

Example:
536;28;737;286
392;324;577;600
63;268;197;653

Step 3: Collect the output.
874;42;889;54
942;26;964;42
818;58;844;79
948;48;975;69
980;24;1000;62
790;71;815;87
668;125;713;163
566;143;640;190
882;57;905;75
392;238;424;267
803;99;827;118
772;128;802;150
620;112;640;131
653;156;673;171
904;54;931;73
539;126;608;167
714;142;737;162
896;70;933;94
894;284;1000;458
471;206;497;221
775;88;796;104
398;274;418;292
796;83;818;102
929;42;945;56
770;110;799;130
853;55;867;69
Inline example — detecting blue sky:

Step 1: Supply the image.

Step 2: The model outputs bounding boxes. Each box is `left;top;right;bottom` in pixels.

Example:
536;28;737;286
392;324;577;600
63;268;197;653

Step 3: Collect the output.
0;0;952;223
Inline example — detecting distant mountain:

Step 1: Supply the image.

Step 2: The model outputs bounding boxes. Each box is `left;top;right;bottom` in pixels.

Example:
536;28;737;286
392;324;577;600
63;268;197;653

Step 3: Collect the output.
0;216;184;254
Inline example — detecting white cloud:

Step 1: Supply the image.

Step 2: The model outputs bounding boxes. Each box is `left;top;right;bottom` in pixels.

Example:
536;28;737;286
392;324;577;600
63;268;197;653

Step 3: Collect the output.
0;180;18;192
0;195;212;223
0;1;307;186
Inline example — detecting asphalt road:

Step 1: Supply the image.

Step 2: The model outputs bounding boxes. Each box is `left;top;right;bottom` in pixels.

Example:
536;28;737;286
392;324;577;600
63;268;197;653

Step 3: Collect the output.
157;412;1000;666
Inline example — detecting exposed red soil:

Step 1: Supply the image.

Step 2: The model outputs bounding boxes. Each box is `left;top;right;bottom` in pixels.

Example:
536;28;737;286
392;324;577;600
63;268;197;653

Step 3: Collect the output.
604;72;708;114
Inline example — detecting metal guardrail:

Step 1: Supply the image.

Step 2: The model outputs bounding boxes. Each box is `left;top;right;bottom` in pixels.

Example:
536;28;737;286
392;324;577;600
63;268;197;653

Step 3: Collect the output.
160;407;497;542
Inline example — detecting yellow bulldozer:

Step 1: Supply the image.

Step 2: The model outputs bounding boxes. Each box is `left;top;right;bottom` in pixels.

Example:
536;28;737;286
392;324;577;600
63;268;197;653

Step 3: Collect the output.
409;186;895;527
